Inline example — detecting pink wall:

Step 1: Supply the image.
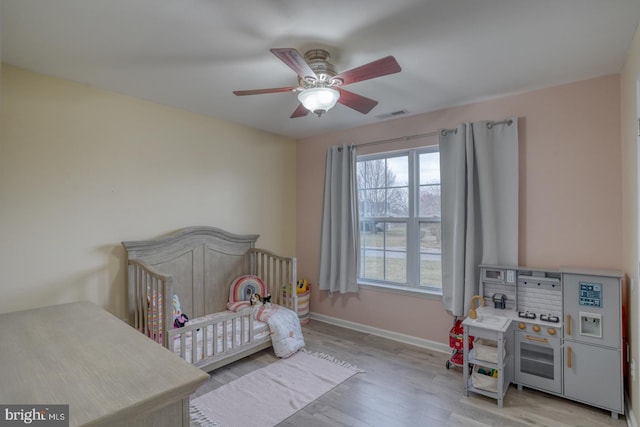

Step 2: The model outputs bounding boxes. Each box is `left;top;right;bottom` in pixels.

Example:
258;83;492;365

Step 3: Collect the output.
296;75;622;344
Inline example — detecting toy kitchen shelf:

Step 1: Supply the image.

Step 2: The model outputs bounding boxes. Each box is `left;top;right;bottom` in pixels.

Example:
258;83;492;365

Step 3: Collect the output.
462;307;513;408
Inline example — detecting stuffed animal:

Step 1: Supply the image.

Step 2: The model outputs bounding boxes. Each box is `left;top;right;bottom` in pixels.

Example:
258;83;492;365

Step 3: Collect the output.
250;293;272;307
172;295;190;328
174;313;189;328
296;279;309;294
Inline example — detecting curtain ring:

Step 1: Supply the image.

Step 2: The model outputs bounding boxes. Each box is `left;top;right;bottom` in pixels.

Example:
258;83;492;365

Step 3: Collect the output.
486;119;513;129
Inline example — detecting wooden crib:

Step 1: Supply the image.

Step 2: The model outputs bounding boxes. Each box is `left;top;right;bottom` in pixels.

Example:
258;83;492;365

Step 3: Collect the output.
122;226;297;372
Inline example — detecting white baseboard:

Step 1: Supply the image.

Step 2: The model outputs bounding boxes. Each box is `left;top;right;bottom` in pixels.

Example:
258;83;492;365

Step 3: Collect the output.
309;312;450;355
626;393;637;427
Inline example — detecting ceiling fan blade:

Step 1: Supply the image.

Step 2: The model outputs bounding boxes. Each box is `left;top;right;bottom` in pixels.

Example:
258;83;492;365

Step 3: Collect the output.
233;86;297;96
333;56;401;86
290;103;310;118
270;48;317;80
337;88;378;114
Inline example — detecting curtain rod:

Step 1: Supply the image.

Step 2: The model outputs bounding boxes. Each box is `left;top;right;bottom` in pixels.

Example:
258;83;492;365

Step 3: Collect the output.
355;118;514;148
354;131;439;149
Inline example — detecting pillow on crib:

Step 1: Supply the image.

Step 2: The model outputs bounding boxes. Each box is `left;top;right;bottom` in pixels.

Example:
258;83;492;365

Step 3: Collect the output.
229;275;267;302
226;301;251;312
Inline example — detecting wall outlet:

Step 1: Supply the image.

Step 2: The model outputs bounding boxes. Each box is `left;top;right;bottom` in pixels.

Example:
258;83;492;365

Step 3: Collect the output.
631;359;636;380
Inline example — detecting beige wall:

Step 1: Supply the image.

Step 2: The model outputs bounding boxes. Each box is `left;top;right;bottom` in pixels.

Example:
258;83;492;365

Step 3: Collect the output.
0;65;296;318
296;74;622;345
621;21;640;423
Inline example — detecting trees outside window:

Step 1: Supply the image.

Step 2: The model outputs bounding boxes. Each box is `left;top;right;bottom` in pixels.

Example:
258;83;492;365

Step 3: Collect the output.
356;147;441;293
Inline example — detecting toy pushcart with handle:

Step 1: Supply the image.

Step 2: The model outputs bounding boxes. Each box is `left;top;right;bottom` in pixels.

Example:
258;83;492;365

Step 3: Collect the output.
446;319;474;369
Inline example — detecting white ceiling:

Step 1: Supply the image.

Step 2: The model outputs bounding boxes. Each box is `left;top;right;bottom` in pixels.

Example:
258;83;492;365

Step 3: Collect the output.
2;0;640;139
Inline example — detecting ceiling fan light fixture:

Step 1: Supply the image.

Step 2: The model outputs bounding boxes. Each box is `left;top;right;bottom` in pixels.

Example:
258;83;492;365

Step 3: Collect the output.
297;87;340;116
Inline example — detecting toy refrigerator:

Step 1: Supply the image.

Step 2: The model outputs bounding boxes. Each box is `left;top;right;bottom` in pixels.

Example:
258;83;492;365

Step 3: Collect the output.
562;269;624;417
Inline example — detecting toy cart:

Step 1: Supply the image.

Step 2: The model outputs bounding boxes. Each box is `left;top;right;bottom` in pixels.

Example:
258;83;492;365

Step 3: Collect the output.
446;319;474;369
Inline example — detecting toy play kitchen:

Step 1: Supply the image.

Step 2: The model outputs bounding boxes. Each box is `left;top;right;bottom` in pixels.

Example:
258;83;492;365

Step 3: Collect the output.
462;265;624;418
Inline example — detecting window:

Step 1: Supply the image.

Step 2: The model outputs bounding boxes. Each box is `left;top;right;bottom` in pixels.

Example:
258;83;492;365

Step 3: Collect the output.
356;147;441;293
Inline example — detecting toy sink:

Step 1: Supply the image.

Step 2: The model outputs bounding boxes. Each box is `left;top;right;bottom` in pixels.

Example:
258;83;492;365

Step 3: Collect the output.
471;314;510;329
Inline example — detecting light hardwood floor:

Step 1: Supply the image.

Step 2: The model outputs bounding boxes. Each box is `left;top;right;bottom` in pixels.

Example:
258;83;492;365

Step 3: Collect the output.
191;320;628;427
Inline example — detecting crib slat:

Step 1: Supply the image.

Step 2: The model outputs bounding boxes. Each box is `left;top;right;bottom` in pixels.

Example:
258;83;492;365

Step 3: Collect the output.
142;270;149;335
191;328;197;363
151;277;158;343
242;315;247;344
202;324;208;360
136;266;143;331
266;255;271;298
213;323;218;356
232;317;238;349
147;270;151;333
134;265;141;330
277;260;284;305
137;266;142;332
222;320;228;352
180;332;187;360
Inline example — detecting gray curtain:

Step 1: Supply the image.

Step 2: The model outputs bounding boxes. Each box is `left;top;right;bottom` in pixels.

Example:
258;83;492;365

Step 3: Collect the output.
318;144;360;294
439;118;518;317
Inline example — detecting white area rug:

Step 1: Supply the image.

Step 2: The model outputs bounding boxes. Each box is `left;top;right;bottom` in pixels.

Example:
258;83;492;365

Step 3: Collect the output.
190;350;363;427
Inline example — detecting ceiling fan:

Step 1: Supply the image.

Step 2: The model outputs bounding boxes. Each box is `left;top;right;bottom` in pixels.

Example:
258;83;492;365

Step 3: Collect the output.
233;48;401;118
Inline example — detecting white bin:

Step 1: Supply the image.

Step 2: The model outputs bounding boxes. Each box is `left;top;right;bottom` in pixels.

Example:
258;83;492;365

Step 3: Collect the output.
471;365;498;393
473;338;505;364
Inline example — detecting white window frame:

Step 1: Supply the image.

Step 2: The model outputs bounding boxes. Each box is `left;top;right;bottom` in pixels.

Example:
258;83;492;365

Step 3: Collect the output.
356;145;441;296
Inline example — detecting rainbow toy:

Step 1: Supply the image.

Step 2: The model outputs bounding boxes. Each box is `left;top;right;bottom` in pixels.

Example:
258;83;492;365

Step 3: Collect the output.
229;275;267;302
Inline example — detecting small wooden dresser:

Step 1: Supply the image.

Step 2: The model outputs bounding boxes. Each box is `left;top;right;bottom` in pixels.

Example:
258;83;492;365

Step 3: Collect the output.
0;301;209;426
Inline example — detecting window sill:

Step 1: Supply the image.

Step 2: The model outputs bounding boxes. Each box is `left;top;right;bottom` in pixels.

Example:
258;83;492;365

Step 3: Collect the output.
358;281;442;300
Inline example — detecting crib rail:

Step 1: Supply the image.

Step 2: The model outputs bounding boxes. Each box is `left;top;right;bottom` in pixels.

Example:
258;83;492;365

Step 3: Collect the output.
127;259;174;347
246;248;298;312
167;310;270;369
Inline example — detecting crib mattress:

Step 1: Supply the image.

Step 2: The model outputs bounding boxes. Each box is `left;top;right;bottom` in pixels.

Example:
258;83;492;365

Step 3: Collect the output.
172;311;269;364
